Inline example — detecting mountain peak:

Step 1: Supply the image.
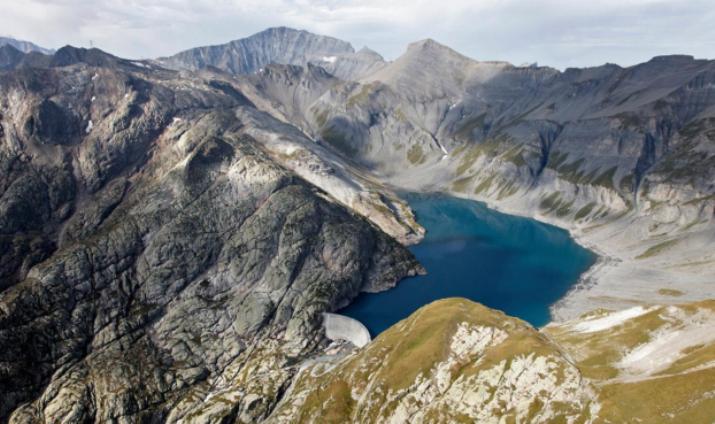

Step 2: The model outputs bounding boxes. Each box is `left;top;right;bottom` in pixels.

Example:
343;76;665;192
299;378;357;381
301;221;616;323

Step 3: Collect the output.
161;27;355;74
0;36;54;55
51;45;121;67
406;38;456;54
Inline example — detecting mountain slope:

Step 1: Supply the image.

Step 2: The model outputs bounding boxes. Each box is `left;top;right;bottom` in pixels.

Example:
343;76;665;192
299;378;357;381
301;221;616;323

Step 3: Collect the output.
1;28;714;423
0;36;53;55
270;298;715;423
0;45;25;70
159;27;355;75
0;47;422;422
242;38;715;319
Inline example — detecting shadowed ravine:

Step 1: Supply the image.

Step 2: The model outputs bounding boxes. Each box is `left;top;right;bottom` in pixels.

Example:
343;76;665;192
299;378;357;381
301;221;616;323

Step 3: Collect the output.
341;192;596;335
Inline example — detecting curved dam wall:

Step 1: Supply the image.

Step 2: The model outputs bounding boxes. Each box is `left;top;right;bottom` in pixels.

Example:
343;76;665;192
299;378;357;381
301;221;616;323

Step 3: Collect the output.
322;312;371;348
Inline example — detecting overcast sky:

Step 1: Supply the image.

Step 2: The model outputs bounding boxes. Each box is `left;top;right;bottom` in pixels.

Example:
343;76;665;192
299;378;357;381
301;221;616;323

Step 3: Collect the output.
2;0;714;69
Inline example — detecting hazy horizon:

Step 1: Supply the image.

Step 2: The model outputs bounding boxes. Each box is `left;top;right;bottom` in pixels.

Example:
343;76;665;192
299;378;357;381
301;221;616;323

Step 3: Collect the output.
2;0;714;70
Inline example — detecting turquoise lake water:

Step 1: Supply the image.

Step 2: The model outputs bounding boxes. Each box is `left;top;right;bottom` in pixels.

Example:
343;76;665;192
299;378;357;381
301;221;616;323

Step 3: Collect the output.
341;192;596;336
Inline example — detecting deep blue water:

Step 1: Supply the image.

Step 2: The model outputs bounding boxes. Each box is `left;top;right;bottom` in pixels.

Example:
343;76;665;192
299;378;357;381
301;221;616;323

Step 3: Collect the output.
341;192;596;336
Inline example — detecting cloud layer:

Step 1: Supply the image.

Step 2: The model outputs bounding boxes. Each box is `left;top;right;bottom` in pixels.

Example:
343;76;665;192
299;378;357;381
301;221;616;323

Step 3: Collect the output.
2;0;714;68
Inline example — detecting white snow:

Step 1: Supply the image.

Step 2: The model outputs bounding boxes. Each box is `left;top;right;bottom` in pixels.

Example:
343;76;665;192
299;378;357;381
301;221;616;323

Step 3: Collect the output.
85;120;93;133
91;73;99;81
321;56;337;64
570;306;653;333
90;96;96;102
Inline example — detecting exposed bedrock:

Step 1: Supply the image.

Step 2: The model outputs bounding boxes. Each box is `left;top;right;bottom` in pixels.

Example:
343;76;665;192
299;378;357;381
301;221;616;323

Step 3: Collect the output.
0;52;421;422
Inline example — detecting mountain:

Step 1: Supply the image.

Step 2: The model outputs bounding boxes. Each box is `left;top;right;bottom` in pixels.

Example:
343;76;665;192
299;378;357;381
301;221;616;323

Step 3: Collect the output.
0;36;54;55
159;27;353;74
247;38;715;320
364;38;514;99
160;27;387;81
311;46;387;81
0;45;24;70
271;298;715;422
0;45;422;422
1;28;714;423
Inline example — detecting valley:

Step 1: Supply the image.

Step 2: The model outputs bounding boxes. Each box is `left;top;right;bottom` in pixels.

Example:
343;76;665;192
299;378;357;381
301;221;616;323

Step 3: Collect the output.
341;192;595;335
0;27;714;423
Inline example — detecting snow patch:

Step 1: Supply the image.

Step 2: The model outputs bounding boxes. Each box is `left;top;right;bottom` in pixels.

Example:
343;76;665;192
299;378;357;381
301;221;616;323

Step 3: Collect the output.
85;120;93;134
321;56;337;64
90;96;96;102
617;307;715;375
570;306;653;333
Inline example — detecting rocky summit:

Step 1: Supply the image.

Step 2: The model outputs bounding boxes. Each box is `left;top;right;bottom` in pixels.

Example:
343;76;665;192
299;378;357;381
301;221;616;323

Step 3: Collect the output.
1;26;714;423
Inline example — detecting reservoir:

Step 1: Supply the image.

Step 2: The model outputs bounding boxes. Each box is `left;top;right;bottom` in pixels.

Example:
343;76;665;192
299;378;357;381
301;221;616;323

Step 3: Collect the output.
341;192;596;335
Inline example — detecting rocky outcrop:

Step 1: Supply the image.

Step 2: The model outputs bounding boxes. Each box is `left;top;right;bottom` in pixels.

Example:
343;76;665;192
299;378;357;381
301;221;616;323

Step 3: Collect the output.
270;299;598;423
271;298;715;423
0;49;421;422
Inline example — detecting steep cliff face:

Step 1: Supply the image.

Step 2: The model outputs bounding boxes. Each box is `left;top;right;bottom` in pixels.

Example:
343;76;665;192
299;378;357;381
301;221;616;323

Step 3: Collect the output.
0;47;421;422
270;298;715;423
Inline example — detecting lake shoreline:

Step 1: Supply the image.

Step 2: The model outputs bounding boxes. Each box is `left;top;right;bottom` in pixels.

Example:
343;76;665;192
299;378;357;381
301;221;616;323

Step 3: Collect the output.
342;191;595;336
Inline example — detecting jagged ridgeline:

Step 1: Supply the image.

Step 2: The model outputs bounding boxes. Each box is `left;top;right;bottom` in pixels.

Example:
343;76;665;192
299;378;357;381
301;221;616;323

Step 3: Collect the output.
0;27;714;423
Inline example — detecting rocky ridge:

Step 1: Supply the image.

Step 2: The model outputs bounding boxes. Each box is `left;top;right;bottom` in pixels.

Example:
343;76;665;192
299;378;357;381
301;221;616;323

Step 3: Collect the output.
269;298;715;423
0;46;422;422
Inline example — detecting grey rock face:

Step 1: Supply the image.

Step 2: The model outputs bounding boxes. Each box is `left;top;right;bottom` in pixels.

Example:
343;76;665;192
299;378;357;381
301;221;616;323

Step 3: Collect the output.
264;38;715;223
159;27;355;75
0;51;420;422
159;27;387;82
311;47;387;81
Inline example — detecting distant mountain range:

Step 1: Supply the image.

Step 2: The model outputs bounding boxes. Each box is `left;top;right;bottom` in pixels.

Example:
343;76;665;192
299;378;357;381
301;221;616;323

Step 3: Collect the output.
0;27;714;423
0;36;53;54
